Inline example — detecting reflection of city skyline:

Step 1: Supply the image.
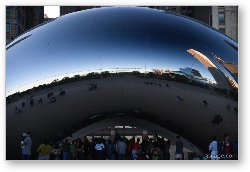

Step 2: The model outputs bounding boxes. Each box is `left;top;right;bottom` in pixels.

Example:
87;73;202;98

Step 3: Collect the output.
152;67;211;85
6;56;230;96
6;48;235;96
5;65;214;97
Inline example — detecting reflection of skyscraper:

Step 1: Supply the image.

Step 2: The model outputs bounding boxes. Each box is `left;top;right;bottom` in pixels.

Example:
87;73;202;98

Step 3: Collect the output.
214;56;238;81
187;49;232;90
179;67;208;84
191;69;202;77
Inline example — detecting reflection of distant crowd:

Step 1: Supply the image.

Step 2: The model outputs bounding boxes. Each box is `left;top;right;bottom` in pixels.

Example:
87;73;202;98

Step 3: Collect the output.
144;81;168;88
14;88;66;114
143;81;238;115
88;83;98;91
13;82;99;114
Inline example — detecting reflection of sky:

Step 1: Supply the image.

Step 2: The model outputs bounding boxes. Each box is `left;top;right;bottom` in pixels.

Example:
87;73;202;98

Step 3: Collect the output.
6;7;238;96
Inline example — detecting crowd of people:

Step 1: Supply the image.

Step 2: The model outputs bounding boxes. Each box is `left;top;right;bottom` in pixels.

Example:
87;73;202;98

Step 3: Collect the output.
20;131;238;160
208;133;238;160
21;132;186;160
38;134;172;160
88;83;98;91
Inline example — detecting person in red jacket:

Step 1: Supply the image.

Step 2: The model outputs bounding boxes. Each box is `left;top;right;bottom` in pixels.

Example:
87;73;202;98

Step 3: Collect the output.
222;133;233;160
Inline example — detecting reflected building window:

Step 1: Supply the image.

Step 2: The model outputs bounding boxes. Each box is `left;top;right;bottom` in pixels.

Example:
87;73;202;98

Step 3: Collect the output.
219;12;225;25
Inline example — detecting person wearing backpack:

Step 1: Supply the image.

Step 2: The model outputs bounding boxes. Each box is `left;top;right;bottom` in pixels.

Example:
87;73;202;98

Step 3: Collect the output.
151;142;162;160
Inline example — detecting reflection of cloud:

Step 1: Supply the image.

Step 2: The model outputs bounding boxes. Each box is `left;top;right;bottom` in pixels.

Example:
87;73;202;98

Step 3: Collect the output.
187;49;233;90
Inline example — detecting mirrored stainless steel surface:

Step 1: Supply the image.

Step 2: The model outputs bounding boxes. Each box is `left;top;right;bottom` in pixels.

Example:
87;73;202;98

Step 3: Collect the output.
6;7;238;97
6;7;238;160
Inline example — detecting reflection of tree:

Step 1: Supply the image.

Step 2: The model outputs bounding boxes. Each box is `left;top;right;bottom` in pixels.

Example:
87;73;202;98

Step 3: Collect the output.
101;71;111;77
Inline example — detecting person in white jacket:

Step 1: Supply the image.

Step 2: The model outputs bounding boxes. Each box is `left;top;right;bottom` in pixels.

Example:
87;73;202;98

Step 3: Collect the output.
21;132;32;160
209;136;218;160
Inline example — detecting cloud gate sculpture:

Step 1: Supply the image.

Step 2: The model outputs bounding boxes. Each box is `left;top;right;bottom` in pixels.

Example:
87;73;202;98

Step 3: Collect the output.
6;7;238;160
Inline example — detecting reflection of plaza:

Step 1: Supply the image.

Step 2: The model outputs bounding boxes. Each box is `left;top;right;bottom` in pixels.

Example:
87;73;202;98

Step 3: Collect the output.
6;68;237;105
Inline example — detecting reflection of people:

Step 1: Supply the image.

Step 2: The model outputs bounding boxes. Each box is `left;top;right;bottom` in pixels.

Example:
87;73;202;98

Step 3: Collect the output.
176;96;184;103
38;98;43;104
226;103;231;111
209;136;218;160
234;107;238;114
175;136;183;160
15;107;18;113
21;132;32;160
202;100;208;107
22;101;25;107
30;98;34;106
